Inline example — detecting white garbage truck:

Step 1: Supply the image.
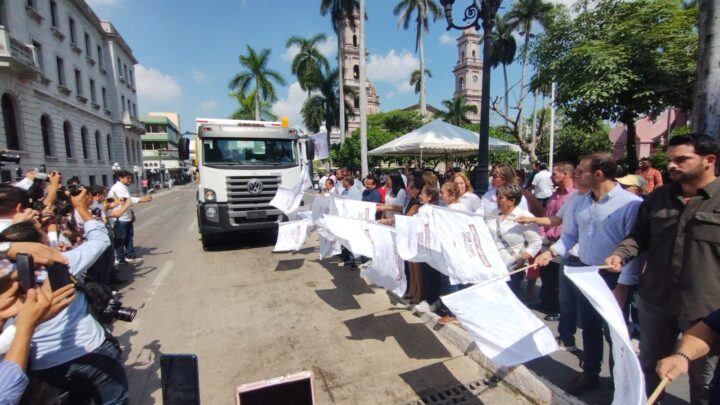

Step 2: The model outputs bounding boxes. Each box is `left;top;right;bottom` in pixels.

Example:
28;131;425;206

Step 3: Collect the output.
179;118;313;249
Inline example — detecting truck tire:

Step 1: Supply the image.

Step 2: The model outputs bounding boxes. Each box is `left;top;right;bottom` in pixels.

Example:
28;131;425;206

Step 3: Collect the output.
201;234;213;251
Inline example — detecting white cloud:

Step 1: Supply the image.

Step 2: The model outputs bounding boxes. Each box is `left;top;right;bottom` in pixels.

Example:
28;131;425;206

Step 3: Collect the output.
387;81;415;99
135;65;182;106
367;49;419;84
272;82;308;129
199;100;218;110
85;0;122;7
281;35;337;62
191;69;207;83
439;32;455;46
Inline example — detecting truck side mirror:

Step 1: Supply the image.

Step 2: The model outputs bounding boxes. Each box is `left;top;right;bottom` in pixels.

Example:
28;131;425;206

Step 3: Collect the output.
305;140;315;161
179;138;190;161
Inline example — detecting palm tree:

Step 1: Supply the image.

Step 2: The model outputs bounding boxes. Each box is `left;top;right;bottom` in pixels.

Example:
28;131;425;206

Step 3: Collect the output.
438;96;478;126
286;33;331;98
230;91;277;121
320;0;360;143
301;67;355;145
505;0;552;137
394;0;442;118
229;45;286;121
409;68;432;94
487;15;517;118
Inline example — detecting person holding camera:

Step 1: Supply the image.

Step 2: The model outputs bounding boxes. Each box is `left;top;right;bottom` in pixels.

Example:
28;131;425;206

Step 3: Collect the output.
1;187;129;404
108;170;152;265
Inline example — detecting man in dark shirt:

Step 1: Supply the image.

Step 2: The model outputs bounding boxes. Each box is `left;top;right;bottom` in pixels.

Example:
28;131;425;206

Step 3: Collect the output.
362;175;382;204
606;133;720;403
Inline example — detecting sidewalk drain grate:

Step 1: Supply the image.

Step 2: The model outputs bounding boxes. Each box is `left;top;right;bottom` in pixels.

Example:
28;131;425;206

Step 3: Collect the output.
405;379;491;405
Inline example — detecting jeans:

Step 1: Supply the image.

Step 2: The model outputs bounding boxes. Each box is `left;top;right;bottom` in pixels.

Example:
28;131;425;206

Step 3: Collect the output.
34;339;129;405
114;221;136;261
558;261;579;347
638;297;719;404
577;269;618;377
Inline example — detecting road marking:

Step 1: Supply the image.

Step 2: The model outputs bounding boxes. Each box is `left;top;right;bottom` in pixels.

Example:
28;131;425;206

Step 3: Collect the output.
138;204;158;213
132;260;173;330
187;220;196;232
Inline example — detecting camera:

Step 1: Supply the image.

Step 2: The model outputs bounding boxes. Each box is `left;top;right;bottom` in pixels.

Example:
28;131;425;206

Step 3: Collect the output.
83;282;137;324
0;150;20;165
103;298;137;323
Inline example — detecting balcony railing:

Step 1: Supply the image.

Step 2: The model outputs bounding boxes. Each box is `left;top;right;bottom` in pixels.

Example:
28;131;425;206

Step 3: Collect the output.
122;111;146;133
0;26;39;76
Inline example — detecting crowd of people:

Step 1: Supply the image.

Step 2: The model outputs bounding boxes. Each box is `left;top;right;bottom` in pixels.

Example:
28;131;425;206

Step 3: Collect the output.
0;168;153;404
319;133;720;402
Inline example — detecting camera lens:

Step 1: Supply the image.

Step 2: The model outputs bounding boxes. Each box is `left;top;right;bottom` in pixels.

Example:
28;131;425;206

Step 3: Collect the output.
116;307;137;322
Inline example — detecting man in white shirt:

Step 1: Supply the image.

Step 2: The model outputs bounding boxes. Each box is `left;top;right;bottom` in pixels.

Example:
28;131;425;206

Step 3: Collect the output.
531;162;554;207
107;171;152;265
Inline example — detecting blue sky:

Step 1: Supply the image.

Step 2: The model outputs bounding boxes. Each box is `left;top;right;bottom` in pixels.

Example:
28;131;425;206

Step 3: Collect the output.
87;0;571;133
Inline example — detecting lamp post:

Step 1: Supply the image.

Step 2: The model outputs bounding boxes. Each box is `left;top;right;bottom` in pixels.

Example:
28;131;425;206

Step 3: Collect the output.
111;162;121;182
159;162;165;188
439;0;501;194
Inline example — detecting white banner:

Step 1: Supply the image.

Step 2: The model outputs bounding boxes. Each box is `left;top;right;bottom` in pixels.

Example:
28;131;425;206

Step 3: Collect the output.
432;205;508;284
443;281;558;367
332;198;378;221
394;214;433;263
269;185;303;215
318;234;341;260
311;195;331;226
361;222;406;297
310;132;329;160
273;219;311;252
323;215;374;258
565;266;646;405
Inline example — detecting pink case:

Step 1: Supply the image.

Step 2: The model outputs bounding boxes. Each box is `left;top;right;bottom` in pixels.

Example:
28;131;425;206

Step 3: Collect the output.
235;370;315;405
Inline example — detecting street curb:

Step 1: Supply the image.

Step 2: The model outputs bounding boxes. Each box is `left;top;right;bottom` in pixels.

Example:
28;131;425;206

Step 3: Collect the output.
408;305;584;405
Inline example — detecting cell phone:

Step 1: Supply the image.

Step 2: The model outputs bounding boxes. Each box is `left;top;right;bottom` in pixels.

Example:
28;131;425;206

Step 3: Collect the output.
15;253;36;291
236;371;315;405
46;262;72;291
160;354;200;405
106;198;115;203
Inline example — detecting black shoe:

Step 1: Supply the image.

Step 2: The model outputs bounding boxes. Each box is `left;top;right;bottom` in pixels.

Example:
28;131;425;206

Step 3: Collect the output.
544;313;560;321
566;372;600;395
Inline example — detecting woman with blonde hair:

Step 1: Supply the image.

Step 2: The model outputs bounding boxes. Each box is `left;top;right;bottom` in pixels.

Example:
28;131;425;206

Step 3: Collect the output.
451;172;481;212
440;181;467;211
479;163;544;217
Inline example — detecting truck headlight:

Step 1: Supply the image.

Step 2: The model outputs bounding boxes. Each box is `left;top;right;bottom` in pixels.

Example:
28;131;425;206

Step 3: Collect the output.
204;188;216;201
205;206;217;219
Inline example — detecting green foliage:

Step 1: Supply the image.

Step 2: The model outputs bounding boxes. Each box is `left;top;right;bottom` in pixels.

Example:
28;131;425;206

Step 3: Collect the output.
286;33;330;93
229;46;286;121
550;123;613;165
367;110;423;133
230;91;276;121
437;96;478;126
393;0;442;51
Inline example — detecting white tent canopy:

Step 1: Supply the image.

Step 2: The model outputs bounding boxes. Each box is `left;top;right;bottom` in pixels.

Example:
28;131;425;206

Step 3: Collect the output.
368;119;520;157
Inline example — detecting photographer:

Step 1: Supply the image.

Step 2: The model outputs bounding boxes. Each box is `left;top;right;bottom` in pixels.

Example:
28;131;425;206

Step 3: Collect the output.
3;188;129;404
108;171;152;265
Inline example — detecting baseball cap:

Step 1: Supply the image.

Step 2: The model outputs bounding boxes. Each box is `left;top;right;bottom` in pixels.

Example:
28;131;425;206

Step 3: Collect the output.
616;174;647;189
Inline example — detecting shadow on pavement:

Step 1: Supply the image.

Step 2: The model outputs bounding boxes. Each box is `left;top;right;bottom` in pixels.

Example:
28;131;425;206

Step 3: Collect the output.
344;312;452;360
119;331;162;405
399;361;483;404
202;230;278;252
313;258;376;311
274;258;305;271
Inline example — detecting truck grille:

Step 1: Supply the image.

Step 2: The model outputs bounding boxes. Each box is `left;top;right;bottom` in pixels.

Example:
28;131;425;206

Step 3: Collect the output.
225;175;282;221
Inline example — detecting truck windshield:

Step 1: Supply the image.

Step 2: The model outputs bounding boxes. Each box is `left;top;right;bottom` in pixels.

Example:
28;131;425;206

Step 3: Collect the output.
202;138;297;166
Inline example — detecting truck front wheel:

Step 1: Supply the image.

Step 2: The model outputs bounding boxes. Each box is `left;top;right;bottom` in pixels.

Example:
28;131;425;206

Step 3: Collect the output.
201;234;213;251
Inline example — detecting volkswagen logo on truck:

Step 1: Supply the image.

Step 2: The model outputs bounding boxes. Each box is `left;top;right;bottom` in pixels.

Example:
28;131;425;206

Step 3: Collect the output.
247;179;263;194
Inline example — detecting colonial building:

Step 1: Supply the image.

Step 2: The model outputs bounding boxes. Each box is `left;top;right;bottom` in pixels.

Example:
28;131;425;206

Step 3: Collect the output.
337;12;380;142
140;112;183;186
0;0;144;186
453;28;482;124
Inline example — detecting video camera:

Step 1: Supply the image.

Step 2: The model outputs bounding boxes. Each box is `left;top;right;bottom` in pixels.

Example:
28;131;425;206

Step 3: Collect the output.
0;150;20;165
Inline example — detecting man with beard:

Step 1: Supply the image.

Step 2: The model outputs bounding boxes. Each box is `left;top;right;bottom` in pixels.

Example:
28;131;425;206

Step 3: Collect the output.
606;133;720;403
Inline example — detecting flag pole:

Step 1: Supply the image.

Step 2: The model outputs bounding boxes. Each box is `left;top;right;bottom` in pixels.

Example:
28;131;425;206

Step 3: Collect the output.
646;377;670;405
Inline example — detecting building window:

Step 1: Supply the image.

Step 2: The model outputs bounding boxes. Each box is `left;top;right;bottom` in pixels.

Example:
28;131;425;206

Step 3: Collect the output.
354;96;359;109
101;87;107;108
89;175;96;186
459;77;464;91
32;41;44;74
81;126;88;159
462;51;465;60
96;45;103;66
102;174;108;186
353;65;359;80
472;50;476;59
95;130;101;160
106;134;112;160
127;100;131;116
132;103;136;117
125;138;130;162
123;64;128;80
128;69;133;86
63;120;72;157
68;17;76;44
353;35;357;47
121;95;125;112
49;0;58;27
41;114;54;156
117;57;121;76
74;69;82;95
56;56;65;86
89;79;96;103
84;33;91;57
2;94;20;150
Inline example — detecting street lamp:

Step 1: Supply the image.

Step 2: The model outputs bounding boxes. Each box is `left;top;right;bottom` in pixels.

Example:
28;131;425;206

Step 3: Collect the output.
439;0;502;194
159;162;165;188
111;162;121;182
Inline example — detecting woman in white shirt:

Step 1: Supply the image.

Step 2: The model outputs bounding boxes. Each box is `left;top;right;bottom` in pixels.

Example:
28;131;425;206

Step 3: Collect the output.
440;181;467;211
478;163;544;217
485;184;542;296
452;173;482;212
378;173;407;225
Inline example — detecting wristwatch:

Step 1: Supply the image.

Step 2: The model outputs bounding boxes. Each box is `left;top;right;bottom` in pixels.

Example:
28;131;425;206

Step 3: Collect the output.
0;241;11;258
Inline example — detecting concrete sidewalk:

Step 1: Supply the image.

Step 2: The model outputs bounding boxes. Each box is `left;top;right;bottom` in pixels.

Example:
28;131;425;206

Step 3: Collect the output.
401;293;691;405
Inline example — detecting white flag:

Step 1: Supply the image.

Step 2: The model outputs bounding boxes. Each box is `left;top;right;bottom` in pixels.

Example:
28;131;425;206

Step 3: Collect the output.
565;266;646;405
442;282;558;367
310;132;329;160
292;164;312;194
361;222;406;297
323;215;374;257
269;185;303;215
311;195;331;225
394;214;434;264
318;234;341;260
273;219;311;252
332;198;378;221
432;205;508;284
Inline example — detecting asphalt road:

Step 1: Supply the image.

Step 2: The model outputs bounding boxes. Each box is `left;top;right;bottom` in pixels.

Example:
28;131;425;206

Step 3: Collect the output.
111;185;529;404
